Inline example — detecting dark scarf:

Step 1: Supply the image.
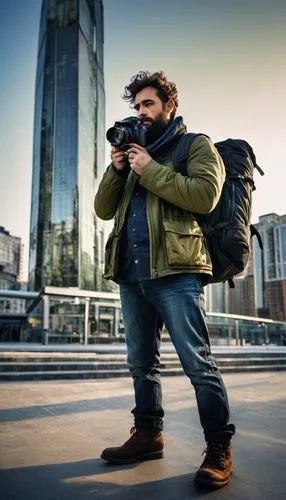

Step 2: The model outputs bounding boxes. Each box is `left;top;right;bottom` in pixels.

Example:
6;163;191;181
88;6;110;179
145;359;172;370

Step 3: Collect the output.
146;115;187;162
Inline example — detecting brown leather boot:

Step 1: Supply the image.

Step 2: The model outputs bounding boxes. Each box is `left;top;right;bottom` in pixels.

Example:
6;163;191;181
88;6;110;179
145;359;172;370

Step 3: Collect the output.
194;435;233;489
101;427;164;464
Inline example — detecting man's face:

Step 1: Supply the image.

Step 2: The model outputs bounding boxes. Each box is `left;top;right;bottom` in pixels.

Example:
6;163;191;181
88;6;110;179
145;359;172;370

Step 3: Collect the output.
134;86;174;143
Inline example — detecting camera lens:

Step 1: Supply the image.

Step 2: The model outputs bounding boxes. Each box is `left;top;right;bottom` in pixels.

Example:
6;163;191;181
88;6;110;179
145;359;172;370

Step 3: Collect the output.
106;127;125;147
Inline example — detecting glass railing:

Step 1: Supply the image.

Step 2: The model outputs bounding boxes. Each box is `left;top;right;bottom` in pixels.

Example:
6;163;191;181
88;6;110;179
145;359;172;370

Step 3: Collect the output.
1;288;286;346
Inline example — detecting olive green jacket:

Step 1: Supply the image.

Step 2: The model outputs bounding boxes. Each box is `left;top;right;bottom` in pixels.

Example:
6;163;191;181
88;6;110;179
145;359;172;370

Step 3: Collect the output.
94;135;225;282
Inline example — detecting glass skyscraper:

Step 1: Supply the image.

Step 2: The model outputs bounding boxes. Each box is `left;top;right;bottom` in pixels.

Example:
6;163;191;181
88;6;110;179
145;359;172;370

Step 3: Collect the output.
29;0;105;291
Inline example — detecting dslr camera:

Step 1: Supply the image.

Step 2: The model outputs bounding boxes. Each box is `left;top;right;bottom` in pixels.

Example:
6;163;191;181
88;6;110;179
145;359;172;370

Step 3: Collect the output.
106;116;147;148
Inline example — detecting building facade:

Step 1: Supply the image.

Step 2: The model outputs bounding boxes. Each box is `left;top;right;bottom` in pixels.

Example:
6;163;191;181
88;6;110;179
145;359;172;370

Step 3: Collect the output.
206;275;256;317
207;214;286;321
253;213;286;321
206;246;256;317
0;227;25;315
29;0;105;291
0;227;21;290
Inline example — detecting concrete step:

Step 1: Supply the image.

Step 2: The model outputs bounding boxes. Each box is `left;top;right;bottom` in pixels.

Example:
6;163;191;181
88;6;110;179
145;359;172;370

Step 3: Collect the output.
0;349;286;380
1;364;286;381
1;351;286;361
1;357;286;373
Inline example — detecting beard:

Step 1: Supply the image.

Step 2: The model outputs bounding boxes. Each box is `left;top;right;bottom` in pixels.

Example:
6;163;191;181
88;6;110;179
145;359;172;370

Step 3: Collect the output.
141;114;170;145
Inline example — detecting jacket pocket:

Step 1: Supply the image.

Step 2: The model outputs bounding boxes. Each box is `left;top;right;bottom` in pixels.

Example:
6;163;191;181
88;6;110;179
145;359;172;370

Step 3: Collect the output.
162;219;205;266
104;228;120;277
104;229;114;272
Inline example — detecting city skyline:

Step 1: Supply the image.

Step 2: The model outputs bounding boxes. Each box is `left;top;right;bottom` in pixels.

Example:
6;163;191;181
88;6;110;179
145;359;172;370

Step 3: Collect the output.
0;0;285;280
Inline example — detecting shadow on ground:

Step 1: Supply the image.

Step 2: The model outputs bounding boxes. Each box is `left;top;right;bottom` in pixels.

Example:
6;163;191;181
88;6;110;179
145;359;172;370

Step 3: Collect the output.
0;458;219;500
0;394;133;423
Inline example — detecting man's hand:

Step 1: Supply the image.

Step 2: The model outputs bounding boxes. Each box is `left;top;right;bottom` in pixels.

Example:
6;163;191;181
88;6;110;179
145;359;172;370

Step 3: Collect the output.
127;144;152;176
110;146;129;171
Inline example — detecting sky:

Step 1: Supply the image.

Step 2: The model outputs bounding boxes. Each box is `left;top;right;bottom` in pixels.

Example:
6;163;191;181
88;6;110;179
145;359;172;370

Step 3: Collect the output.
0;0;285;280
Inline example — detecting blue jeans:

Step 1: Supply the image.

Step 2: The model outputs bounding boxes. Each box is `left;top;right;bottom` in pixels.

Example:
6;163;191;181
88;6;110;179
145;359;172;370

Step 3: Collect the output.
119;274;235;439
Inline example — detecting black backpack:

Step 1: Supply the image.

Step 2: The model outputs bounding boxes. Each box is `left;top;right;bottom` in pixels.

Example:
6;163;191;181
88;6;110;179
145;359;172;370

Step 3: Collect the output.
172;133;264;287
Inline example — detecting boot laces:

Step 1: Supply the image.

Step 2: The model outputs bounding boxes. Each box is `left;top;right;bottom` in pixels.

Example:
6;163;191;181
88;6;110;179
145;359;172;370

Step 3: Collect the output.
201;441;229;470
127;426;137;440
121;427;138;449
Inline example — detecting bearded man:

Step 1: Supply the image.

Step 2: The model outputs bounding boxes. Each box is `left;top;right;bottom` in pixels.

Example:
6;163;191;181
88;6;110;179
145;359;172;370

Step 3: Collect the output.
94;71;235;489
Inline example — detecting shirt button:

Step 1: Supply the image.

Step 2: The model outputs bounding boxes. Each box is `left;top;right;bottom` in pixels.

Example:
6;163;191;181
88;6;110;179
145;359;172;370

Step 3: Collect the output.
132;228;135;232
135;259;138;264
133;213;136;217
133;244;137;248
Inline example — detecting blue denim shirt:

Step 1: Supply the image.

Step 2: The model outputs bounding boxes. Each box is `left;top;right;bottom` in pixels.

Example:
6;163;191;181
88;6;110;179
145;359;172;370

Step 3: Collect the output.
118;181;151;282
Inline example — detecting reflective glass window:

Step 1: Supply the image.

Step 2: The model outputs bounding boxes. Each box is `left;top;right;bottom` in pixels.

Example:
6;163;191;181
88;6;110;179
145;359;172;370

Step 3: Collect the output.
79;0;91;42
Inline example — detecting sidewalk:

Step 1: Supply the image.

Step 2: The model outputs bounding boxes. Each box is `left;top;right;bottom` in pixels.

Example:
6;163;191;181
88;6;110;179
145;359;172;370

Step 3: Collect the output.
0;372;285;499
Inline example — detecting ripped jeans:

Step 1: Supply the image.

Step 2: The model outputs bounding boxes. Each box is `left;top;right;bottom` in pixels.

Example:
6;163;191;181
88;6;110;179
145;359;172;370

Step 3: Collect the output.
119;274;235;439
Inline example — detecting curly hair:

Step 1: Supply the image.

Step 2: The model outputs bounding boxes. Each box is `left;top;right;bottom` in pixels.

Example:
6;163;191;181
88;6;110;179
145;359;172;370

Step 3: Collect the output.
122;71;178;119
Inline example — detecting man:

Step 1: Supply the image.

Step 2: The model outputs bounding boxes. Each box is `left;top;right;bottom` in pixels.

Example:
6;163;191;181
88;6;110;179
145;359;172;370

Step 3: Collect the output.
94;71;235;489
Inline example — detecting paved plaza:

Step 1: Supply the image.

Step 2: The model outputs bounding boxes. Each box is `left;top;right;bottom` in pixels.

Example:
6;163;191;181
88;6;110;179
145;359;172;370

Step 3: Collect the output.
0;372;286;500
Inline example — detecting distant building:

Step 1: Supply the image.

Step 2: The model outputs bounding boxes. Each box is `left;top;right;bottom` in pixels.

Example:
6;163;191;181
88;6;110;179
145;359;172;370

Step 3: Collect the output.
0;227;25;314
206;282;226;313
19;244;25;284
29;0;105;291
206;275;255;317
253;213;286;321
227;254;256;317
0;227;21;290
206;214;286;320
206;244;255;317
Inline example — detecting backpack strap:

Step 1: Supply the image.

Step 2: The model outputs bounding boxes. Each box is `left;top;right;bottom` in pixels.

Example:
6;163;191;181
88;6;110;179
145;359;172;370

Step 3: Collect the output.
242;141;264;176
228;278;235;288
172;133;208;176
250;224;263;249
